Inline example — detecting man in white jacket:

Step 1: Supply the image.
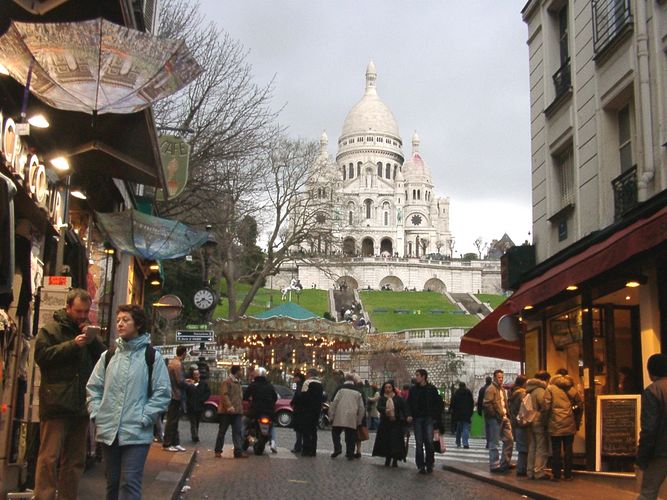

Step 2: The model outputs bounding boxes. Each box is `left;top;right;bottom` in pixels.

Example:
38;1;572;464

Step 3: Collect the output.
329;373;365;460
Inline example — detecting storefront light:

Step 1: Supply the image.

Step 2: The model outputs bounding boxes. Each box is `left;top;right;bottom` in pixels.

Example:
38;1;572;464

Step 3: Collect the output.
50;156;70;171
523;305;534;311
0;64;8;75
565;285;578;291
149;263;160;271
70;190;87;200
625;280;641;288
28;113;49;128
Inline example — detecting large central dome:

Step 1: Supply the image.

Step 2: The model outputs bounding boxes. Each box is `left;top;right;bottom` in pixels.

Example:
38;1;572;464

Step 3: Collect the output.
340;61;400;139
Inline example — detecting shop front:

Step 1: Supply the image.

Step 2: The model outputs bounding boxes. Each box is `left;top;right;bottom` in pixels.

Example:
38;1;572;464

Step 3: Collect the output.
461;197;667;472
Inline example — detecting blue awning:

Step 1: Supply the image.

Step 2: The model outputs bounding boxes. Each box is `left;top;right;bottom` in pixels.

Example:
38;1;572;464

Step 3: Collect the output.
96;209;209;260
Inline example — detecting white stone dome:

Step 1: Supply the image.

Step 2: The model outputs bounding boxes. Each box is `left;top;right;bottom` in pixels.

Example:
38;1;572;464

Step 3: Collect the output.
340;61;400;138
403;132;433;184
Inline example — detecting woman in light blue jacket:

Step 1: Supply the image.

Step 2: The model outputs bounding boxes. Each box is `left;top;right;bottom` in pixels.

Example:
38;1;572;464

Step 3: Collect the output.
87;304;170;500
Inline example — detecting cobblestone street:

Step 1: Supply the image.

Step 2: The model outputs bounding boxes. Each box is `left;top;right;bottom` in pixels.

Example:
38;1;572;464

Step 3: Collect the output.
176;422;521;499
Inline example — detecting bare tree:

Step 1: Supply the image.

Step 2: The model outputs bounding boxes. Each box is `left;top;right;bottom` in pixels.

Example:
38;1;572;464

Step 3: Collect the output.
359;333;427;387
473;237;488;260
154;0;281;223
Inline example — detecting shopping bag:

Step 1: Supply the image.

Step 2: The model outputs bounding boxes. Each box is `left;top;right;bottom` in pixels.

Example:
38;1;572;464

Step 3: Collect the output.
357;425;369;441
433;429;446;454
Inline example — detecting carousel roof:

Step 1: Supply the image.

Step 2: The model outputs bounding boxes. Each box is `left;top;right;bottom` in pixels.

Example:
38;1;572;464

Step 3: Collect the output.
253;302;318;320
213;304;367;348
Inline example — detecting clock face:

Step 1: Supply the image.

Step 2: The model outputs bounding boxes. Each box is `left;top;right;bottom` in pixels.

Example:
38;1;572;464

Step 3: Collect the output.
194;288;215;310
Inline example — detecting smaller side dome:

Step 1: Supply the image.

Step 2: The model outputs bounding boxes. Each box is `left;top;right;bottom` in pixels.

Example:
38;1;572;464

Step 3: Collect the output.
402;131;432;184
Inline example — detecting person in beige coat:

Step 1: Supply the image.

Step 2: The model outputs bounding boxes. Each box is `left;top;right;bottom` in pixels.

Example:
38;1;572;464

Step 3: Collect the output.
525;371;551;480
214;365;247;458
329;373;365;460
483;369;514;472
544;368;583;480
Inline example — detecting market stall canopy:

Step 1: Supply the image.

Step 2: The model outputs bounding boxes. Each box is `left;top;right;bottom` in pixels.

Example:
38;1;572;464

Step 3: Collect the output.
95;209;209;260
254;303;318;320
0;18;202;114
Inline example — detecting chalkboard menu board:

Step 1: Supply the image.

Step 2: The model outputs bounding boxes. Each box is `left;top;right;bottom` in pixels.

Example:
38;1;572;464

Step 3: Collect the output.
600;398;638;456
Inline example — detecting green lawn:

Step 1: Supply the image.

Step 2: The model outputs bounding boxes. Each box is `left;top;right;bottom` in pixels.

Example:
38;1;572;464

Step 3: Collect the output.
475;294;507;309
359;291;479;332
214;282;329;319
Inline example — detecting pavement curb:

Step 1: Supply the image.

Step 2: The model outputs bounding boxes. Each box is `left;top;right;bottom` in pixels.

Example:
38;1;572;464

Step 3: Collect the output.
172;449;197;500
442;464;558;500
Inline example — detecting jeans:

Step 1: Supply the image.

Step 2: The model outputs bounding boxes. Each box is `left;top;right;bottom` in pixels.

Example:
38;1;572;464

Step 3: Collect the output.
412;417;435;470
550;434;574;479
455;421;470;447
514;426;528;474
293;430;303;452
101;440;150;500
487;417;514;470
484;417;491;448
638;457;667;500
189;411;202;441
527;423;548;477
34;416;89;500
331;426;356;457
369;416;380;431
162;399;183;448
215;414;243;454
301;417;318;455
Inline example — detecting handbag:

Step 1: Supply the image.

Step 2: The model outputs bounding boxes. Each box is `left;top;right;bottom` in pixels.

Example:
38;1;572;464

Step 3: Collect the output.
357;425;369;441
433;429;446;454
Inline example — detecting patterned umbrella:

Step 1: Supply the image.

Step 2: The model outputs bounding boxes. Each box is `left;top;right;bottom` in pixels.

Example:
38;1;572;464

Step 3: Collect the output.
0;18;202;114
96;209;210;260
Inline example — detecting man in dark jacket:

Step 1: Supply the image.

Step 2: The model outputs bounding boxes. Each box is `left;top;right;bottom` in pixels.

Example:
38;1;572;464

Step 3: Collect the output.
406;369;443;474
186;369;211;442
163;346;192;452
290;372;305;453
34;288;105;500
244;367;278;451
477;376;492;448
450;382;474;448
637;354;667;500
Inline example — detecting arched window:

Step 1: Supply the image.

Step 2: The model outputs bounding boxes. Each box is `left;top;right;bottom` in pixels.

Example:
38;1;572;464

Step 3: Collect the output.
412;189;416;200
348;163;354;179
384;211;388;226
417;189;421;200
377;162;382;177
342;166;346;180
323;188;327;198
365;199;372;219
357;162;362;177
349;211;353;225
385;164;391;179
393;165;397;179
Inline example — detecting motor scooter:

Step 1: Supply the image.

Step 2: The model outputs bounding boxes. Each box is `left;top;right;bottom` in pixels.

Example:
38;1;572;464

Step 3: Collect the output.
244;414;273;455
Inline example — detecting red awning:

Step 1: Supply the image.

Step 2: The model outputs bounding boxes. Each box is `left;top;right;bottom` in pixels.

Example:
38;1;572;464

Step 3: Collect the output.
459;300;522;362
461;203;667;361
506;203;667;313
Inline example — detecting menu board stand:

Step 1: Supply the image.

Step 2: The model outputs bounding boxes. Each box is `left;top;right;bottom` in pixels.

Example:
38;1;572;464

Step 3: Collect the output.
595;395;641;472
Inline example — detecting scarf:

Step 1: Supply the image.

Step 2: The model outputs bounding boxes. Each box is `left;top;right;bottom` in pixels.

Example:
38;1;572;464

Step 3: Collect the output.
386;394;395;418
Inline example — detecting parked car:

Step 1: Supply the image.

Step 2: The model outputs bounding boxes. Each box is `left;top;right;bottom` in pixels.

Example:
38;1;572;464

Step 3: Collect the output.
202;384;295;427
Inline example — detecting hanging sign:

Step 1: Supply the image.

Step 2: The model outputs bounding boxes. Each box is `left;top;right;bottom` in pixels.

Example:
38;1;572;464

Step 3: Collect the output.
155;135;190;201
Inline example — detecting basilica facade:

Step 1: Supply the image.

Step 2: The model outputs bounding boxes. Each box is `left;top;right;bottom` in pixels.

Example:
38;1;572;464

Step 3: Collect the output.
307;61;453;258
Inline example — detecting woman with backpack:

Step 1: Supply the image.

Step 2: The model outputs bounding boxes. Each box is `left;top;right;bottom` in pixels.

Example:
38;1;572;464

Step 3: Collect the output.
543;368;584;481
87;304;171;499
508;375;528;476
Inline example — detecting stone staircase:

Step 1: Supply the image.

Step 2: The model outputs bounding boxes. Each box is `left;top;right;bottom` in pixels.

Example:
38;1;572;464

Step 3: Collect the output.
450;292;491;317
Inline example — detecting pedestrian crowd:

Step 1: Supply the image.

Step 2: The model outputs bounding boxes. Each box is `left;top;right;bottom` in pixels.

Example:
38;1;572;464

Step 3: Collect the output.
30;286;667;499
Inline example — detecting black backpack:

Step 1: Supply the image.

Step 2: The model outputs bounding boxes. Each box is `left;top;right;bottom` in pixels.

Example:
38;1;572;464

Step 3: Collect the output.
104;344;157;398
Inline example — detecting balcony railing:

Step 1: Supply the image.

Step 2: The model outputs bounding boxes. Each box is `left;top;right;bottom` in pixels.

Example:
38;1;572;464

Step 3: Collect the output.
612;165;638;220
593;0;633;54
553;58;571;99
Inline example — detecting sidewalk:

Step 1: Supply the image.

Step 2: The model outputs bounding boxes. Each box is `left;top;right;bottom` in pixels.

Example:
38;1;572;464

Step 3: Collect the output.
78;443;196;500
443;460;638;500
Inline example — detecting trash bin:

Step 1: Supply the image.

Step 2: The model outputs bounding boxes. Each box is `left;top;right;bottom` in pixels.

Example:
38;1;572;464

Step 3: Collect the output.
471;413;485;438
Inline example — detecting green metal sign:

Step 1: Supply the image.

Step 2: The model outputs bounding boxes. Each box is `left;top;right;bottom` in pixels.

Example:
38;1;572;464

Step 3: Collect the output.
156;134;190;201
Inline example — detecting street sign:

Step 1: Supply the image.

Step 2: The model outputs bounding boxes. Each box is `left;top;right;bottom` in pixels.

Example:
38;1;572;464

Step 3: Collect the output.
185;324;208;330
189;350;217;358
176;330;214;343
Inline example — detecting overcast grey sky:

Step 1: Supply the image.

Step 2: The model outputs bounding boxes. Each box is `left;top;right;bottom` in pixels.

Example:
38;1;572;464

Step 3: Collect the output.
198;0;532;255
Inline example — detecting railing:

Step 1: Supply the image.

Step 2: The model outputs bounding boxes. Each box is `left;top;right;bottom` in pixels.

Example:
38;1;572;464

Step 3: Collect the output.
552;58;571;99
592;0;632;54
612;165;638;220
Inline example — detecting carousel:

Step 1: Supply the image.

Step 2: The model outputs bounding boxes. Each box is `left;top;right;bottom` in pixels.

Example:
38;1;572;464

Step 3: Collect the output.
213;302;366;373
